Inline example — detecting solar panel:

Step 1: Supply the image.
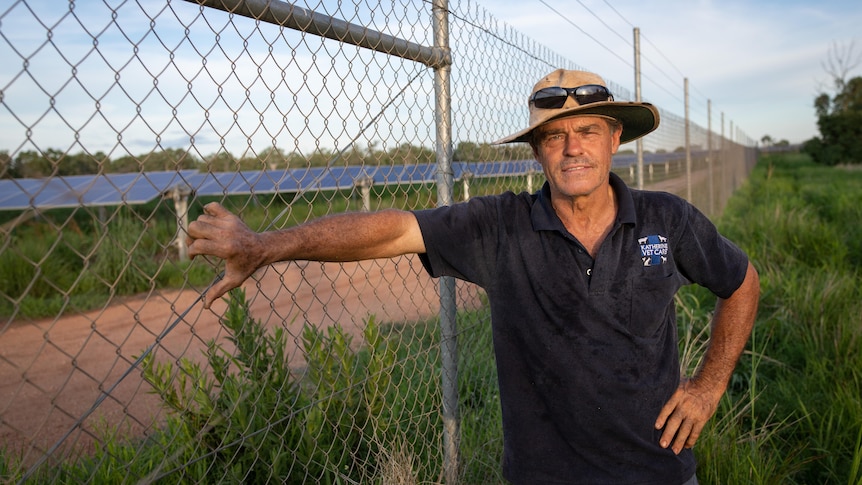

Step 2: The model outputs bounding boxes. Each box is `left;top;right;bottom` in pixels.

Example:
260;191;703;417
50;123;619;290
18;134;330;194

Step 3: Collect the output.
0;170;203;210
0;161;548;211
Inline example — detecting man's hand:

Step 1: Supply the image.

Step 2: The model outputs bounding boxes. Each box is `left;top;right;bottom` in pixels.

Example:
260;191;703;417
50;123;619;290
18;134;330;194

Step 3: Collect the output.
187;202;268;309
654;377;721;454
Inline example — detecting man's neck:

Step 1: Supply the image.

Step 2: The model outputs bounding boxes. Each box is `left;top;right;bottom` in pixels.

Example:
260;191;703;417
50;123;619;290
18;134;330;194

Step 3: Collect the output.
552;184;618;257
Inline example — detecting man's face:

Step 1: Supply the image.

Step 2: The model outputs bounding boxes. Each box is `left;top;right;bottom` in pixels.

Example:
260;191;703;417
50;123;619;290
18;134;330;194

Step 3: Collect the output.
531;115;621;202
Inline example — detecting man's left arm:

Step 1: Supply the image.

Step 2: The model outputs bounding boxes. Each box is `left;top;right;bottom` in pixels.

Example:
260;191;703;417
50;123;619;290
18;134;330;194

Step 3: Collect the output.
655;261;760;454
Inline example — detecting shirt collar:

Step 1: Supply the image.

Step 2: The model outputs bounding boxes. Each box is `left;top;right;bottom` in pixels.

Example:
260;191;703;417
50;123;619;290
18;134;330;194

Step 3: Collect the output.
531;171;636;232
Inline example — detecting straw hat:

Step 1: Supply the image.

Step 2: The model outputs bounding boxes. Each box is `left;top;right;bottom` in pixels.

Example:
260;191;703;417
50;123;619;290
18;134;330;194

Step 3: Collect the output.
494;69;660;144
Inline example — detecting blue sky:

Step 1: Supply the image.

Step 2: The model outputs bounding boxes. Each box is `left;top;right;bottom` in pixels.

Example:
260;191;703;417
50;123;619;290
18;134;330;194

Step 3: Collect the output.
1;0;859;159
485;0;862;144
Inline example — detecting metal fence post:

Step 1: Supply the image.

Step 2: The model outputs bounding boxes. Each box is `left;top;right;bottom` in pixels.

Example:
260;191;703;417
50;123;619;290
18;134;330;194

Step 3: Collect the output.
727;120;739;194
170;184;192;262
461;171;473;201
633;27;644;190
354;175;374;212
432;0;459;482
708;99;715;215
684;77;692;202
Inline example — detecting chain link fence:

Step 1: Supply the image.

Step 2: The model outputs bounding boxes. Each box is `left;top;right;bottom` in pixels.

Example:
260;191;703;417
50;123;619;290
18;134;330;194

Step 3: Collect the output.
0;0;757;482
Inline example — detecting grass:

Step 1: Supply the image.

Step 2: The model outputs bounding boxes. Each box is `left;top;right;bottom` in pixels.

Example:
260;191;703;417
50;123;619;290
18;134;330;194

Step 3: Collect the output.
694;153;862;483
0;175;533;320
0;204;214;319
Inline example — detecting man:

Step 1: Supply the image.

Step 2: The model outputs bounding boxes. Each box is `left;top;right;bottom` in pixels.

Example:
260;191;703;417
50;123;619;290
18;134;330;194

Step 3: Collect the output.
187;69;759;484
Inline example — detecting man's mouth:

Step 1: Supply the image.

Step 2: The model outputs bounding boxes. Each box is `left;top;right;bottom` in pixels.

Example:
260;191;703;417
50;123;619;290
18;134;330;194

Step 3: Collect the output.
560;157;593;172
561;163;592;172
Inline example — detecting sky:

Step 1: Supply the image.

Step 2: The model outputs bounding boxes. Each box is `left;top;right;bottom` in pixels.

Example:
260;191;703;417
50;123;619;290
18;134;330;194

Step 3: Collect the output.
1;0;860;160
484;0;862;144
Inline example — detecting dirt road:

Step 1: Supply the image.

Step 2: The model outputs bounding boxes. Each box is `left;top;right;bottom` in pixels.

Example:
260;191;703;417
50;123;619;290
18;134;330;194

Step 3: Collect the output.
0;256;478;466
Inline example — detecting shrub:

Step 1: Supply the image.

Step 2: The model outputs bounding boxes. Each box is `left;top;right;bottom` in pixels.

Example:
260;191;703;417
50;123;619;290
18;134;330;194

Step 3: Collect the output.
140;289;403;483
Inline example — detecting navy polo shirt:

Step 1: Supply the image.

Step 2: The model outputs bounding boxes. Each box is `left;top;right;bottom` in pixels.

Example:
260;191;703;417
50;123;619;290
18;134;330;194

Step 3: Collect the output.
413;172;748;485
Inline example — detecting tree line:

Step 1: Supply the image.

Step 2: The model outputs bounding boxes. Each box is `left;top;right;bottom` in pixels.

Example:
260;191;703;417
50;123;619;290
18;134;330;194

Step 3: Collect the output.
0;142;535;179
803;43;862;165
803;75;862;165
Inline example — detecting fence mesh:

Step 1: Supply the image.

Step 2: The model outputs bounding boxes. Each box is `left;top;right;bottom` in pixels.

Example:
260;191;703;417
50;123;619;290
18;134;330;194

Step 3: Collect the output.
0;0;756;482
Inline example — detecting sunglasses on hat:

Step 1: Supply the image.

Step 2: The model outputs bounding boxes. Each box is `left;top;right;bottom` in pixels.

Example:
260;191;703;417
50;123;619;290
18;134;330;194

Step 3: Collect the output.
529;84;614;109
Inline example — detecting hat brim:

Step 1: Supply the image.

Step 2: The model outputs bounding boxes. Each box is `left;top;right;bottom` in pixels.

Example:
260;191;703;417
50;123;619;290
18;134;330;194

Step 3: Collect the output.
493;101;660;145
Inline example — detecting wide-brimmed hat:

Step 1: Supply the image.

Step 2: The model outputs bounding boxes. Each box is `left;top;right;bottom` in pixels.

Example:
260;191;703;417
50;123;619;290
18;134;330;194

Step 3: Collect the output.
494;69;660;145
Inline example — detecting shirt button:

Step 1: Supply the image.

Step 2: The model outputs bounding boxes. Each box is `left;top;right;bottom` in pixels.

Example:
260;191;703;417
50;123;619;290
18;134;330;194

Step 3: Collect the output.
586;268;592;276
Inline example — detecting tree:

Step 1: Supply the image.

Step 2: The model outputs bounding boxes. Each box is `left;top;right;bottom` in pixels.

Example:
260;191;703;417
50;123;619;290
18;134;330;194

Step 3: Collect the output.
63;151;105;175
379;143;435;166
1;151;14;178
13;149;58;177
804;76;862;165
454;141;487;161
138;148;202;171
804;43;862;165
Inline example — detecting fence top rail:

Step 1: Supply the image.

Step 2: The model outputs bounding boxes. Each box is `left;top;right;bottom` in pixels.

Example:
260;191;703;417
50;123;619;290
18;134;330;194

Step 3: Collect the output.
184;0;452;69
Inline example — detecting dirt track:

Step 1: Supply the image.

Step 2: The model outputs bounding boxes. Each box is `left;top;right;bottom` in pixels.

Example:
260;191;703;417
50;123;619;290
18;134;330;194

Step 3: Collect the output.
0;256;476;465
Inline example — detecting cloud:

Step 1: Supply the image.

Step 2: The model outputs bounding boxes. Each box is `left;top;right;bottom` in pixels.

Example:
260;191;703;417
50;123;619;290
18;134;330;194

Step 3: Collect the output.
487;0;862;142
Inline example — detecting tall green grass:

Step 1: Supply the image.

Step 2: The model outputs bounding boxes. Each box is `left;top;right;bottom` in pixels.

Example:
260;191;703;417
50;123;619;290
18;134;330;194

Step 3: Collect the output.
0;206;213;319
0;176;531;320
694;153;862;483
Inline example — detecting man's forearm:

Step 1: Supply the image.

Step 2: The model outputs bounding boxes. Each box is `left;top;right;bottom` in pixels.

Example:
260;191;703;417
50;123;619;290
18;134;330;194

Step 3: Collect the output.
187;203;426;308
261;209;426;264
695;261;760;400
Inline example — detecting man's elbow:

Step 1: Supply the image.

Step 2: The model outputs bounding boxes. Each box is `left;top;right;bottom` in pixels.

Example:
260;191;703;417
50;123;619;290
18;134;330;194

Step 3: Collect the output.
723;261;760;309
742;261;760;298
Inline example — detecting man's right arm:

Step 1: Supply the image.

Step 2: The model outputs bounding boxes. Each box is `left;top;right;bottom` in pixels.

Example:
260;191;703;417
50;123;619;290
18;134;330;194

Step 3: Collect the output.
187;202;426;308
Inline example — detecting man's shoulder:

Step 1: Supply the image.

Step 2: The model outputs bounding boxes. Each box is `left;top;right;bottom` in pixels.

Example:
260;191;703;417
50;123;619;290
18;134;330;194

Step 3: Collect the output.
630;188;691;214
412;190;535;225
474;189;536;204
447;190;536;214
631;187;687;204
626;188;699;236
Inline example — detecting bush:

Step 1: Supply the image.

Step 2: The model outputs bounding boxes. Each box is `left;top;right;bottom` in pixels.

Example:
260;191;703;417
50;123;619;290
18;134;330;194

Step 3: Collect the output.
139;289;413;483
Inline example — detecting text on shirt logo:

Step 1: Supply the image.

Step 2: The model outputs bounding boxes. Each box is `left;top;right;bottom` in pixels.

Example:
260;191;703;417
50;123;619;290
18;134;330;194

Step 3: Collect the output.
638;234;668;267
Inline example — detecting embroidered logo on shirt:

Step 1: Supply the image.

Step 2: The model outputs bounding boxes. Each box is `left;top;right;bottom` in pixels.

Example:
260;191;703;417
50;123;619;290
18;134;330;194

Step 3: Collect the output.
638;234;668;266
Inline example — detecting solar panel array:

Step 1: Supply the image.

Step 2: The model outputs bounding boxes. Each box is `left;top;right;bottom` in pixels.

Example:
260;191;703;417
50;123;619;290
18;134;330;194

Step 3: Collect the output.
0;160;542;211
0;153;697;212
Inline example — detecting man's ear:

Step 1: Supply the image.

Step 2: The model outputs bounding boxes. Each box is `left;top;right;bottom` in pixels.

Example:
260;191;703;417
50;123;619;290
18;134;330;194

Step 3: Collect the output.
529;133;540;158
610;123;623;154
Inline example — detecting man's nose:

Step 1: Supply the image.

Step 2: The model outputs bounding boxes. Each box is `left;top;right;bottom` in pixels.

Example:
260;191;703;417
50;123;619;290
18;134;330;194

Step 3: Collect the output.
563;134;584;156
